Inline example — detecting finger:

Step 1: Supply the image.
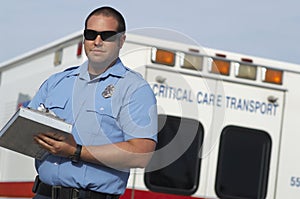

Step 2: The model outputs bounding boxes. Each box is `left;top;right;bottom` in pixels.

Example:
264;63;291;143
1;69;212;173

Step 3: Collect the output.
44;132;66;141
35;135;54;147
35;136;57;155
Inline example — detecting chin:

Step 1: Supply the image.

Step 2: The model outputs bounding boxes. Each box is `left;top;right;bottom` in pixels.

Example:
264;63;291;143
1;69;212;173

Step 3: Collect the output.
88;56;106;64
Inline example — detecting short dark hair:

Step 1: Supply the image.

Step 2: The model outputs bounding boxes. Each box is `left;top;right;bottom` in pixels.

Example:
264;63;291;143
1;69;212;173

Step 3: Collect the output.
84;6;126;33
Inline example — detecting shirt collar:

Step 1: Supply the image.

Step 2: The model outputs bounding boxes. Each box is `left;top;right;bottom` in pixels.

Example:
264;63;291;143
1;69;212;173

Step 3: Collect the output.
100;58;127;79
73;58;127;81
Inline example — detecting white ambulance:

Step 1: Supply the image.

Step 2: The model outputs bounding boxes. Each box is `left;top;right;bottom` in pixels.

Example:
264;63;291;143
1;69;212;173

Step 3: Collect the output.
0;29;300;199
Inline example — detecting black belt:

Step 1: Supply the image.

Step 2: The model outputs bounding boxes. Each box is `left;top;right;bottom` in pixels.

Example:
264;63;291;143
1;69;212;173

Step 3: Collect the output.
32;176;119;199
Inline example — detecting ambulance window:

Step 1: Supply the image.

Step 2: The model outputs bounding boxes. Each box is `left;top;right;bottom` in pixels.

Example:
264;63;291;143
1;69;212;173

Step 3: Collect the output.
180;53;203;71
235;63;257;80
215;125;272;199
144;115;204;195
54;48;63;66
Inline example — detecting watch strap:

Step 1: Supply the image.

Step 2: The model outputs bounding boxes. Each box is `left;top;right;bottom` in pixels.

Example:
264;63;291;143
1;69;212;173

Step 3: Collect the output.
71;144;82;163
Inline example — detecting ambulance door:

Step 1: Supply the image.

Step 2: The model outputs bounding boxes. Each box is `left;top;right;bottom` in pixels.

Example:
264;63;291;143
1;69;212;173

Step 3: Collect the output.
205;80;285;199
140;68;220;197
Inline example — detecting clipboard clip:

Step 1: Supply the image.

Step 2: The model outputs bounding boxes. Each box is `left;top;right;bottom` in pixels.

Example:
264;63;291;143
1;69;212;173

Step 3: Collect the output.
37;103;57;117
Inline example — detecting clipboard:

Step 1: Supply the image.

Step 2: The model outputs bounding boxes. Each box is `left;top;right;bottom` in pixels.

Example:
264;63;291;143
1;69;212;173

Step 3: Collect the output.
0;107;72;160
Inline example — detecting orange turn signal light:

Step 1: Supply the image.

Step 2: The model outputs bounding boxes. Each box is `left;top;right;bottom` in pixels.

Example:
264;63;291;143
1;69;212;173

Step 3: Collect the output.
152;48;175;66
263;68;283;85
210;58;230;75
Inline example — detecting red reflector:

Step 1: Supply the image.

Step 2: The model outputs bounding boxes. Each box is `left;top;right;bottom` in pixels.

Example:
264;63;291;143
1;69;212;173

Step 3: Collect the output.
188;48;200;53
241;58;253;63
77;42;83;57
216;53;226;58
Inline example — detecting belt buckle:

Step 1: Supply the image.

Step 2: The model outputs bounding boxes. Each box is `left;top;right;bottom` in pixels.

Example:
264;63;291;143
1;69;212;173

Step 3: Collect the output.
52;186;61;199
72;188;80;199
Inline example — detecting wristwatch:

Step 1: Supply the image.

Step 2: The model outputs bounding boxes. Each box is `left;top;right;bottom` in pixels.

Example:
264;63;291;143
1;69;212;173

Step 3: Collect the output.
70;144;82;163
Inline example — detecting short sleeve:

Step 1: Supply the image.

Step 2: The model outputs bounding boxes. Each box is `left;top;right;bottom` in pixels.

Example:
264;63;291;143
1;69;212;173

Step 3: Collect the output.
118;84;158;142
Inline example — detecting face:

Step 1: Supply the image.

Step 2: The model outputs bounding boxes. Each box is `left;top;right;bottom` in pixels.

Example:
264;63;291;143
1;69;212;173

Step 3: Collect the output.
84;14;125;74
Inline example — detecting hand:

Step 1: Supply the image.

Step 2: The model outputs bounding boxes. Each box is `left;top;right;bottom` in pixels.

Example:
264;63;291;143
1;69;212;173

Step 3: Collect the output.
34;131;77;158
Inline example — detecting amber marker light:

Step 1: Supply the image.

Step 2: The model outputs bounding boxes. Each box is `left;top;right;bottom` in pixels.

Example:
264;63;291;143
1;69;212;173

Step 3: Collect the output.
210;58;230;76
151;48;175;66
262;68;283;85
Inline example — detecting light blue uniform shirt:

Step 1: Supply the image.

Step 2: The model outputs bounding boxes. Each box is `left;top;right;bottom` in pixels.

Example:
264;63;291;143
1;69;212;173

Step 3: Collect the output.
28;59;157;194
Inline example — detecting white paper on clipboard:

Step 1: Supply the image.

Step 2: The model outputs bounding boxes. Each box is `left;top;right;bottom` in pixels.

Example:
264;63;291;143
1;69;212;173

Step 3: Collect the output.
0;107;72;160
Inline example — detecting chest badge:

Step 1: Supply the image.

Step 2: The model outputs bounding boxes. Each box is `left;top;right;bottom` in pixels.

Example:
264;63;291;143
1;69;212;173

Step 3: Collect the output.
102;84;115;98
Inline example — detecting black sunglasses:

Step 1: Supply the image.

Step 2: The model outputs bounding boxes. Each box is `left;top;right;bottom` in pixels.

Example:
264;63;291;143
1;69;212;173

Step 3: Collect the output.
84;29;119;42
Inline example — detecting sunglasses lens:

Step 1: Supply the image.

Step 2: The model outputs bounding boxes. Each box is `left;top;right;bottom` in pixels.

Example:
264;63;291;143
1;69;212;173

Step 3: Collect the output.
84;30;98;40
84;30;119;41
101;31;118;41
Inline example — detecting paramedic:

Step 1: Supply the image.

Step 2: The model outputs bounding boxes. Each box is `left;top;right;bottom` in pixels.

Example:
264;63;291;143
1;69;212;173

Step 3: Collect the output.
29;6;157;199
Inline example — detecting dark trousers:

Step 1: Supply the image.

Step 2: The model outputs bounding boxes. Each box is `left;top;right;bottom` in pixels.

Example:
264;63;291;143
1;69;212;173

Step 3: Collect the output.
33;194;51;199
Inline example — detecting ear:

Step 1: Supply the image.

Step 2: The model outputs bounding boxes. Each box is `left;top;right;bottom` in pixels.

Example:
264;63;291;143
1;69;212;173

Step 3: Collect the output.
119;34;126;49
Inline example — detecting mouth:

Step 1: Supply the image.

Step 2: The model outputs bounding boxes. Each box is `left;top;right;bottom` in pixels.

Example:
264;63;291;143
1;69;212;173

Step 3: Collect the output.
91;48;105;54
92;49;105;53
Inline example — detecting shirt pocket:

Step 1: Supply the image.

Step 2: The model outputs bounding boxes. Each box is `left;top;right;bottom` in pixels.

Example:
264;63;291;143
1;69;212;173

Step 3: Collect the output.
44;96;69;121
85;101;123;144
45;96;68;109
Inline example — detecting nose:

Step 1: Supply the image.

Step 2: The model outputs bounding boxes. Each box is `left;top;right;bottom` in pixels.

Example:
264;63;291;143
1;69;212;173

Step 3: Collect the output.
94;35;103;46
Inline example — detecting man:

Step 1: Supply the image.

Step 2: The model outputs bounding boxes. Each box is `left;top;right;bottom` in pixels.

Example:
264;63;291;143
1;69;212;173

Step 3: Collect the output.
29;6;157;199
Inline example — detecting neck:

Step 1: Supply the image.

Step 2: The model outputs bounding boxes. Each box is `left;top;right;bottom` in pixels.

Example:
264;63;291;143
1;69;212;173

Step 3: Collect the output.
88;59;117;75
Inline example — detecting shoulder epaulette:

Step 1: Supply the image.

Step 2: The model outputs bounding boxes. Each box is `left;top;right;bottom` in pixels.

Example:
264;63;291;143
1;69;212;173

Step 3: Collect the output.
63;66;80;72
